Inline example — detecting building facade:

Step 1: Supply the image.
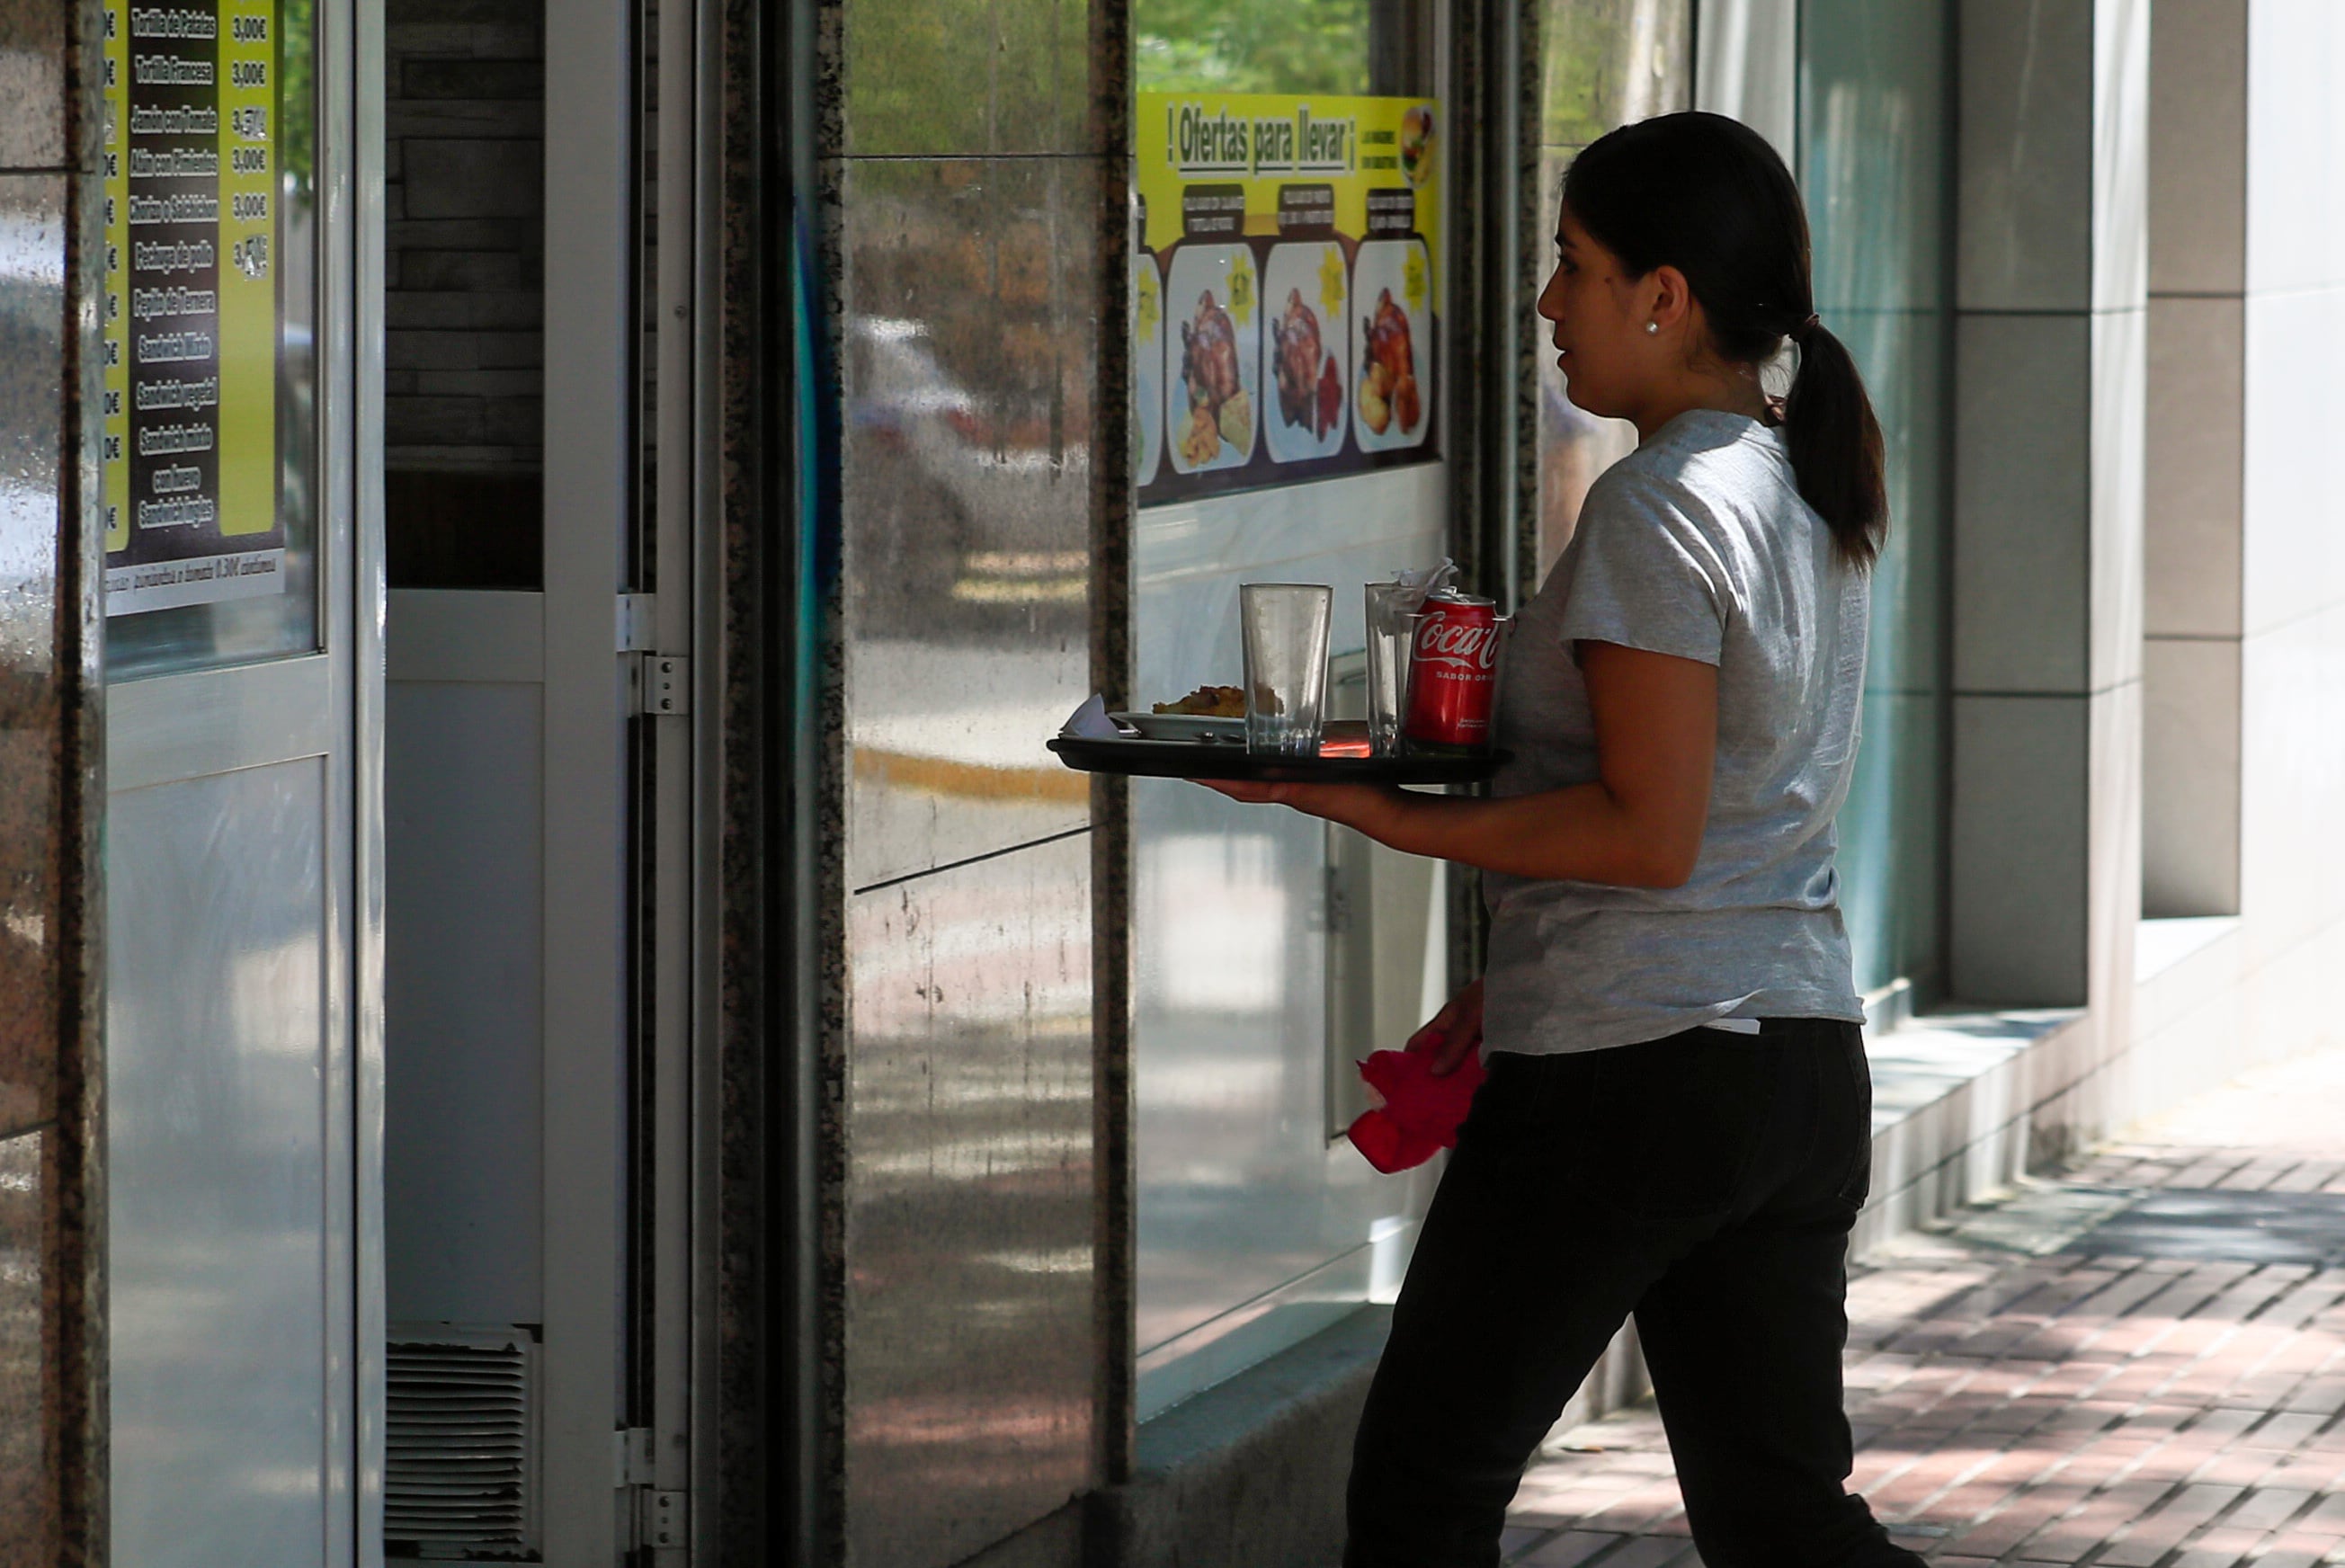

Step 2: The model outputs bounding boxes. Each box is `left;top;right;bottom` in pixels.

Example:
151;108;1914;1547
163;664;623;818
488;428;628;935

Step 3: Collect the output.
3;1;2344;1565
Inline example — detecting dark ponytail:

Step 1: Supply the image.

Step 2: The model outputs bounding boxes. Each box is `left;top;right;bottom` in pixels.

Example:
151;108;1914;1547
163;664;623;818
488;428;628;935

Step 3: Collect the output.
1562;111;1888;568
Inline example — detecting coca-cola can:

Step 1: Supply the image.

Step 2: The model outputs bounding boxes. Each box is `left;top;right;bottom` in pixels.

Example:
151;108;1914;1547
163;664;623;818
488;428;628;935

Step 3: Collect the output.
1402;591;1507;754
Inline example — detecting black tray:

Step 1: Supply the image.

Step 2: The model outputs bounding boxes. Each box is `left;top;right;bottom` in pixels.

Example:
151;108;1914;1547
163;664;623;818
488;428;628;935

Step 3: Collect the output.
1048;735;1504;785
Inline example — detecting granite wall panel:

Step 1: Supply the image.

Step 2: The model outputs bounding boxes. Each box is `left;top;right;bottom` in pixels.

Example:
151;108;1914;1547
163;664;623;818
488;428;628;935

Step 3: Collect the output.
843;835;1095;1567
826;0;1116;1556
1950;0;2145;1022
0;33;103;1568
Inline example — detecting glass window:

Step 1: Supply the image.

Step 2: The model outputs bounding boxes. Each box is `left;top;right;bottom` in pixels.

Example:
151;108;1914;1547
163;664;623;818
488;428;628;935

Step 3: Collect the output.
1128;0;1450;1419
1531;0;1693;581
1135;0;1436;96
1798;0;1952;1001
103;0;322;678
379;0;546;590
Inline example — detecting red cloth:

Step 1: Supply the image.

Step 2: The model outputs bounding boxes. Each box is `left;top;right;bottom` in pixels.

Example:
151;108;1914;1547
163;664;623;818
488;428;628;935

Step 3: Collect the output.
1345;1047;1487;1172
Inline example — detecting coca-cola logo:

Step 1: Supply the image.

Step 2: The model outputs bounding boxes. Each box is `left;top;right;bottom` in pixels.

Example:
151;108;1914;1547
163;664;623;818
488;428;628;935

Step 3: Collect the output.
1413;613;1501;673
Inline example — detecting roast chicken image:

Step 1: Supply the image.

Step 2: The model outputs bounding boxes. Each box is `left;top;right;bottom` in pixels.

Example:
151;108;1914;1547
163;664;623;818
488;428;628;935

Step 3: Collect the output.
1358;288;1422;437
1271;288;1343;441
1176;289;1252;466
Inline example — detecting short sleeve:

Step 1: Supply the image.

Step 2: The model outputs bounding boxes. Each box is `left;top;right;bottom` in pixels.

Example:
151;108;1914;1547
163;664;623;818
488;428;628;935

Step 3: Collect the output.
1556;471;1728;666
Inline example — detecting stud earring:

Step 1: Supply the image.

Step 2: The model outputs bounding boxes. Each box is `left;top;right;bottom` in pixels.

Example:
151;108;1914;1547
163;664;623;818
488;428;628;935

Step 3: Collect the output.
1645;321;1659;334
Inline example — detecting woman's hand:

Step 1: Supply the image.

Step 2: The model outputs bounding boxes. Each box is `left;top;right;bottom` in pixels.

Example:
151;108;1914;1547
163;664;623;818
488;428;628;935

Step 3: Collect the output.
1193;779;1400;834
1406;976;1485;1077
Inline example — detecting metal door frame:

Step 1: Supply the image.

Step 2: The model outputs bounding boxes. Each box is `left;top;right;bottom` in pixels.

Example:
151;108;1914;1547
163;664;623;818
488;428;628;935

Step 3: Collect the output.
540;0;713;1549
539;0;635;1546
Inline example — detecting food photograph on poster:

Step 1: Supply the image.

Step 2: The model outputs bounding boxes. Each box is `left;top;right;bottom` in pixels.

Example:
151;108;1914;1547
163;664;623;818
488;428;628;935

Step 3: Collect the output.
1262;239;1348;465
1351;238;1431;453
1163;242;1262;477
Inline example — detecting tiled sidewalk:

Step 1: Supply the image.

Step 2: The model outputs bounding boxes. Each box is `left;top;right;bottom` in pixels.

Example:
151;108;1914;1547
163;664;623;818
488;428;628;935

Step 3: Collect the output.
1503;1051;2345;1568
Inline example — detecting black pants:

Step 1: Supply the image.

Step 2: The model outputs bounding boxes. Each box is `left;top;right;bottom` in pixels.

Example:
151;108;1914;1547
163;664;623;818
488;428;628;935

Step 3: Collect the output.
1345;1019;1924;1568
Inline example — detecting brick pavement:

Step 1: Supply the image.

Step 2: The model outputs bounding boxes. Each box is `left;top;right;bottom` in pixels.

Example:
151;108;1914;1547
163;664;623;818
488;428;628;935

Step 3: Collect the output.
1502;1052;2345;1567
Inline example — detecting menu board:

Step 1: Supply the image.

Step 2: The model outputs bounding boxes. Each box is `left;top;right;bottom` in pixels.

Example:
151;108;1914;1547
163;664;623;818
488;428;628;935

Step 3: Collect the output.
100;0;284;615
1135;93;1441;505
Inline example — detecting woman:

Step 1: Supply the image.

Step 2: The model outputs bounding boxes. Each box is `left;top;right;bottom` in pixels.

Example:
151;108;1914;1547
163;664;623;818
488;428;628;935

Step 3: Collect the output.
1204;112;1924;1568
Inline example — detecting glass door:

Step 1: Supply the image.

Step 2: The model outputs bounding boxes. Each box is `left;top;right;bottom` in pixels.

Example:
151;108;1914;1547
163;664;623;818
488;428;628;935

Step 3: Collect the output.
99;0;378;1556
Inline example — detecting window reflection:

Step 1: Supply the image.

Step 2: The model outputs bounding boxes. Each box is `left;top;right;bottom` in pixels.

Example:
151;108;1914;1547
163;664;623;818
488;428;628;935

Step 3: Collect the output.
1799;0;1951;1000
1135;0;1436;96
1530;0;1690;578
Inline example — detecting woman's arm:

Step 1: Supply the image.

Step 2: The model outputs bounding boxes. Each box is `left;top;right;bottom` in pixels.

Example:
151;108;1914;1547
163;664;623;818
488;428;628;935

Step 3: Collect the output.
1202;641;1717;888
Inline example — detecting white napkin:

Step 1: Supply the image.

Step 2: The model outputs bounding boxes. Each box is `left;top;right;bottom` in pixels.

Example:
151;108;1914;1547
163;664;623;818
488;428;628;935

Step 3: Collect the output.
1059;694;1128;739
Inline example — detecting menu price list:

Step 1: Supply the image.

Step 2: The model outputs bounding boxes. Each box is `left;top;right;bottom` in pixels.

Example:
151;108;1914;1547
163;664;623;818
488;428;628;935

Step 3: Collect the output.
102;0;283;616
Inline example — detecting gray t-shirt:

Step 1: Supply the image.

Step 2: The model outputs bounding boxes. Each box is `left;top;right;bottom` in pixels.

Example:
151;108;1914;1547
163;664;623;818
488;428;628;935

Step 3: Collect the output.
1482;408;1868;1055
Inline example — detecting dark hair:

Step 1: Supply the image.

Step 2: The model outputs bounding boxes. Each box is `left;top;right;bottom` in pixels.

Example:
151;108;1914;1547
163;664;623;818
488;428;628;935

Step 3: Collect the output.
1563;111;1887;567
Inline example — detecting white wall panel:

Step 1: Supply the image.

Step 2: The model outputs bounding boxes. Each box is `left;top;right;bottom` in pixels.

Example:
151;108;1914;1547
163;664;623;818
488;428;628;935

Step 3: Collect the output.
2245;0;2345;293
2238;606;2345;963
2241;287;2345;638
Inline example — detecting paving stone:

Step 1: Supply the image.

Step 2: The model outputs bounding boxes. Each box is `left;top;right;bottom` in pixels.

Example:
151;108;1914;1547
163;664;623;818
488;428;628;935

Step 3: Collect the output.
1518;1530;1620;1566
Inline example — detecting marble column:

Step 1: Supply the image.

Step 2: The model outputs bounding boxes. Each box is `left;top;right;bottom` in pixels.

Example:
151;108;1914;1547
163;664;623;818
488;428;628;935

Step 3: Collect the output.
1941;0;2147;1157
1948;0;2146;1120
824;0;1118;1563
0;0;105;1558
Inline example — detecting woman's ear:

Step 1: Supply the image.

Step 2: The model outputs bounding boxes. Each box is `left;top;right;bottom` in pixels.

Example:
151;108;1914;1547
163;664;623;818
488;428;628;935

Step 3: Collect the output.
1647;264;1695;332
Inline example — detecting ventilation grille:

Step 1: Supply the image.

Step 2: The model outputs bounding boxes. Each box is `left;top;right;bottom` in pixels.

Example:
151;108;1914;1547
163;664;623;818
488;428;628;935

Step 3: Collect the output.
386;1328;539;1561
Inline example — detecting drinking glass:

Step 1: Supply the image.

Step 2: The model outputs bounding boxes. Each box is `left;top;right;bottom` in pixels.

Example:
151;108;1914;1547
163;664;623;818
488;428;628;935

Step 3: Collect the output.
1240;584;1333;757
1363;581;1419;757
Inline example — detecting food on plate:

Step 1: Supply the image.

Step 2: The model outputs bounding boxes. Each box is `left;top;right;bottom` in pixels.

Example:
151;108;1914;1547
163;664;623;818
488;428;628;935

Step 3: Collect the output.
1153;684;1246;717
1360;288;1422;436
1178;404;1221;467
1360;366;1390;434
1316;352;1342;436
1392;369;1421;432
1271;289;1331;434
1181;290;1242;408
1217;387;1253;451
1176;288;1250;466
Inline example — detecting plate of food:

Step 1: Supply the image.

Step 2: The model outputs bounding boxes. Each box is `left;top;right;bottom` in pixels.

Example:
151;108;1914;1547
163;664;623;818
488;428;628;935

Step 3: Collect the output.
1351;239;1431;453
1261;241;1349;464
1116;682;1245;741
1162;244;1262;475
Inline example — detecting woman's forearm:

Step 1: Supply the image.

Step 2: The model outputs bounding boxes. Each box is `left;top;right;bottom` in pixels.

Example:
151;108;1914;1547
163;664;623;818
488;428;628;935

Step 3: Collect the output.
1350;783;1694;888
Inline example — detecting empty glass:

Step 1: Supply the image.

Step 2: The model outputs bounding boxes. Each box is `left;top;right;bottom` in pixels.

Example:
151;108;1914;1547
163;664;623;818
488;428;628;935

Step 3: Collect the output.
1240;584;1333;757
1363;581;1418;757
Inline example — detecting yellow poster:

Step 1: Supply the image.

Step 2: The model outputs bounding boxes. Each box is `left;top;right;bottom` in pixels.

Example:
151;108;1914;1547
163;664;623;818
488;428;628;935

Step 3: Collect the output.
101;0;284;615
1136;92;1440;503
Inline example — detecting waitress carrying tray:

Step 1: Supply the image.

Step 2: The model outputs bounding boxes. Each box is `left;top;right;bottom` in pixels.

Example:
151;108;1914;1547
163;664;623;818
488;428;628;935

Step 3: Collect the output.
1048;726;1505;787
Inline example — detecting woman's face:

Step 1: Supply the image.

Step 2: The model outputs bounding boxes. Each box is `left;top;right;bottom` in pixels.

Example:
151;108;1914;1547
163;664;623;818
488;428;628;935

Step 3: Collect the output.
1535;207;1654;421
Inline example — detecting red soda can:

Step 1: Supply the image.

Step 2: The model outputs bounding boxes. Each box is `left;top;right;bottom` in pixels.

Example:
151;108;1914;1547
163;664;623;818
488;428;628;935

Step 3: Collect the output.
1403;591;1505;753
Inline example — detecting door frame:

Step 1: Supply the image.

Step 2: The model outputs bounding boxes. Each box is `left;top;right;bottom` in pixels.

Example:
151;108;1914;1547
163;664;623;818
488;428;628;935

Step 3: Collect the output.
539;0;637;1547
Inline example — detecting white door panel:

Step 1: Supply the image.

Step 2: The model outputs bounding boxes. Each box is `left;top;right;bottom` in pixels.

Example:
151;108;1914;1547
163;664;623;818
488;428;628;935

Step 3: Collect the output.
108;759;335;1568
